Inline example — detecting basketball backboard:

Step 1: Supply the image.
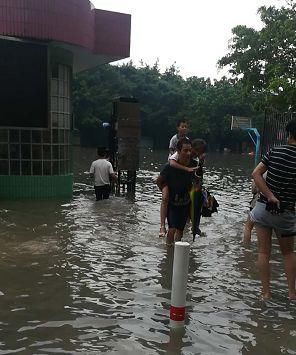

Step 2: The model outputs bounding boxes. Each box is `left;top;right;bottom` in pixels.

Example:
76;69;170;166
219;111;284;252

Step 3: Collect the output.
231;116;252;130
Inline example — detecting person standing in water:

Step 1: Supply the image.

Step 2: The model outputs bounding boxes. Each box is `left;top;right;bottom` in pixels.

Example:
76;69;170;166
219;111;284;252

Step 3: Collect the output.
157;138;193;246
250;119;296;300
159;118;189;237
170;138;207;238
89;147;117;201
243;179;261;243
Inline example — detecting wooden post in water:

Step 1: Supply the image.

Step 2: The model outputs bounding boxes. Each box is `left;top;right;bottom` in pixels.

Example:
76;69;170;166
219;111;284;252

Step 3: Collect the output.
111;97;140;196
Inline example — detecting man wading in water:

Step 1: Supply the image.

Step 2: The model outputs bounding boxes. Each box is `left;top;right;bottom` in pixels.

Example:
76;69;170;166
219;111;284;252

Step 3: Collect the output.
157;138;193;246
251;119;296;301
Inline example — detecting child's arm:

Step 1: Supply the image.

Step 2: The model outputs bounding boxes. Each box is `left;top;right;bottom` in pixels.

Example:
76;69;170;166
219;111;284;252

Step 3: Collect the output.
169;159;197;173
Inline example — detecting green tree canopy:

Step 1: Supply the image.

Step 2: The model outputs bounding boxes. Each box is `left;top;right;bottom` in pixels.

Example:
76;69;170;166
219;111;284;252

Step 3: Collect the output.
73;64;262;150
218;1;296;110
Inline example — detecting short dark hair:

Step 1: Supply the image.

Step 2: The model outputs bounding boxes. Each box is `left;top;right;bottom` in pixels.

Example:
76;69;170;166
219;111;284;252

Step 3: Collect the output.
176;137;191;151
192;138;207;153
97;146;106;156
286;119;296;139
176;118;188;127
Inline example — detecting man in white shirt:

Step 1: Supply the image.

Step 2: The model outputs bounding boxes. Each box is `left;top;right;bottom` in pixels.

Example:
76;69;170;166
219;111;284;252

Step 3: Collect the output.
89;147;117;200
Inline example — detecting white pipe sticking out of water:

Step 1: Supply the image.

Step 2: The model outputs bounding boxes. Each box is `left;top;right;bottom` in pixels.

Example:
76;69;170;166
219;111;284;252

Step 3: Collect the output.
170;241;190;328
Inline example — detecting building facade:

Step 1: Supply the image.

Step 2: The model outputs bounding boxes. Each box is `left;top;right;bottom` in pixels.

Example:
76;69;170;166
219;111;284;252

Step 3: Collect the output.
0;0;131;198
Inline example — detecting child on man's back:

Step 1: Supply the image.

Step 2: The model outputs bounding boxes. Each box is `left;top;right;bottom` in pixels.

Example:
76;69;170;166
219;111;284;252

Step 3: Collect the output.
168;119;189;157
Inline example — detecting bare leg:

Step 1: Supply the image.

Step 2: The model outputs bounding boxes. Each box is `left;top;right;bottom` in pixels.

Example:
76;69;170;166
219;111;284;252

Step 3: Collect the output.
256;226;272;299
166;228;175;246
160;186;169;237
174;229;183;242
243;214;254;243
278;236;296;300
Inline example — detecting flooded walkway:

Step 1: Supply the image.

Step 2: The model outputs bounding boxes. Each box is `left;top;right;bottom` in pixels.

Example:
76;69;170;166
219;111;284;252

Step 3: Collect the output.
0;148;295;354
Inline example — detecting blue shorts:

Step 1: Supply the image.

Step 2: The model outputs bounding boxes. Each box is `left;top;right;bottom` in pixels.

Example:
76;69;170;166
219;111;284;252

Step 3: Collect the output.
167;203;190;231
250;201;296;237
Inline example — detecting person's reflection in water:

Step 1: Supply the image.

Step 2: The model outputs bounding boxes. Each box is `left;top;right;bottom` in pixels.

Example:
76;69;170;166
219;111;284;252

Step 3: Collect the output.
241;300;296;355
158;248;174;292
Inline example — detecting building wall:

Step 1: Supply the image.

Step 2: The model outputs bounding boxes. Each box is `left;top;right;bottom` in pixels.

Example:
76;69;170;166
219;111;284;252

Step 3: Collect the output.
0;43;73;199
0;0;131;60
0;0;94;50
49;46;73;177
0;0;131;199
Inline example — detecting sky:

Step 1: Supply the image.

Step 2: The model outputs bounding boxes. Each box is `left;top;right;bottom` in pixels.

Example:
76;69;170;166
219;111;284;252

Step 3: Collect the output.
92;0;286;79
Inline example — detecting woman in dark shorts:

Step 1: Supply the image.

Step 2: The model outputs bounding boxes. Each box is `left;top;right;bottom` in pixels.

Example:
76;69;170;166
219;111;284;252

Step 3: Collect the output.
251;119;296;300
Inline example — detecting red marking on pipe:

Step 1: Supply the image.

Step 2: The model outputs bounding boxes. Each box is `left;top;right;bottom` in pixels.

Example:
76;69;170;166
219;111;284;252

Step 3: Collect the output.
170;306;185;321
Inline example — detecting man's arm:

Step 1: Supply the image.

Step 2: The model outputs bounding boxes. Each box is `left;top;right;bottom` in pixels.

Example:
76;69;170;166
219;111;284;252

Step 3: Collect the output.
252;162;279;206
108;163;117;182
89;163;94;178
110;172;118;182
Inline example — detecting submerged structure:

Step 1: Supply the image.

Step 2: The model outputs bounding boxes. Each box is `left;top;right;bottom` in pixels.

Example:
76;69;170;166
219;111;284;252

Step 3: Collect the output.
0;0;131;199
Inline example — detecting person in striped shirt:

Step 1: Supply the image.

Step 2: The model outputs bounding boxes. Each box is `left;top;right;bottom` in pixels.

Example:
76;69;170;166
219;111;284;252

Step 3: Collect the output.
251;119;296;301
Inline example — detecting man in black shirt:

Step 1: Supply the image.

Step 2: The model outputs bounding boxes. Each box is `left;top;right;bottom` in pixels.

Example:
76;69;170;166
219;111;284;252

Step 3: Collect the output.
157;138;193;246
251;119;296;300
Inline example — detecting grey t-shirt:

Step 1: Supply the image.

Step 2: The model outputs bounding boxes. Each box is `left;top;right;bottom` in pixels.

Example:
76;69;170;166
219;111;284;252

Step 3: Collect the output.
168;134;189;158
169;134;179;152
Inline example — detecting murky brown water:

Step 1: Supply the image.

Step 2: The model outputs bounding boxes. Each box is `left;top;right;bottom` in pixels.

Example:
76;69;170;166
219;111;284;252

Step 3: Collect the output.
0;147;296;354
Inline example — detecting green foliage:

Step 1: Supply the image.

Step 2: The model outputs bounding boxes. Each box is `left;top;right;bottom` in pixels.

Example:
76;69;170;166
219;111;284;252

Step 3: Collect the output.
73;1;295;150
219;1;296;110
73;61;261;150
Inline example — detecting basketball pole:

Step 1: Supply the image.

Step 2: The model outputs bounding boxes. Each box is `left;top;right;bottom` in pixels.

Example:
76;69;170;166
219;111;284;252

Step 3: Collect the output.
243;128;261;166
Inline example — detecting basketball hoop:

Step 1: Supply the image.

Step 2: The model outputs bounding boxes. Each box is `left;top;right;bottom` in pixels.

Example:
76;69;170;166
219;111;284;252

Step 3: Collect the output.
230;116;260;166
231;116;252;130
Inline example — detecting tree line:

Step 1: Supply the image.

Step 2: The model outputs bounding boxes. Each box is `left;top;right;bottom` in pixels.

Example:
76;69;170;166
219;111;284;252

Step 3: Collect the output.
73;1;295;151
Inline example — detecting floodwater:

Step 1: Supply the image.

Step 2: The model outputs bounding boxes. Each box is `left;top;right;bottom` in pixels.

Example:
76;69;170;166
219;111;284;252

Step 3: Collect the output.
0;147;295;355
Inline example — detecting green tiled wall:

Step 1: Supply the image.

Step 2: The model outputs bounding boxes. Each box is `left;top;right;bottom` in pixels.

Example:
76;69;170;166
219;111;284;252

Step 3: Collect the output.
0;175;73;199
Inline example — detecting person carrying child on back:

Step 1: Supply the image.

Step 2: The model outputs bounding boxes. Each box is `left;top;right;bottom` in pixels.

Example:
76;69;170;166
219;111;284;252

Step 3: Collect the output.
170;138;207;239
157;138;194;246
158;134;207;239
159;118;189;237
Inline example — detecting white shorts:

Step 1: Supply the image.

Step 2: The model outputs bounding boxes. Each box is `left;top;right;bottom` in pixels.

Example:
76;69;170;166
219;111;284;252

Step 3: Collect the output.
250;201;296;237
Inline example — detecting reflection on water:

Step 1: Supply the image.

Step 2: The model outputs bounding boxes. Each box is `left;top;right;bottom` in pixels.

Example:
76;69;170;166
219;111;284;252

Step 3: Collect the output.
0;147;295;354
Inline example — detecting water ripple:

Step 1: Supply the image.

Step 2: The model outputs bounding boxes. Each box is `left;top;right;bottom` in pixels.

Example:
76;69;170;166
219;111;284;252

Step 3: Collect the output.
0;150;295;354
